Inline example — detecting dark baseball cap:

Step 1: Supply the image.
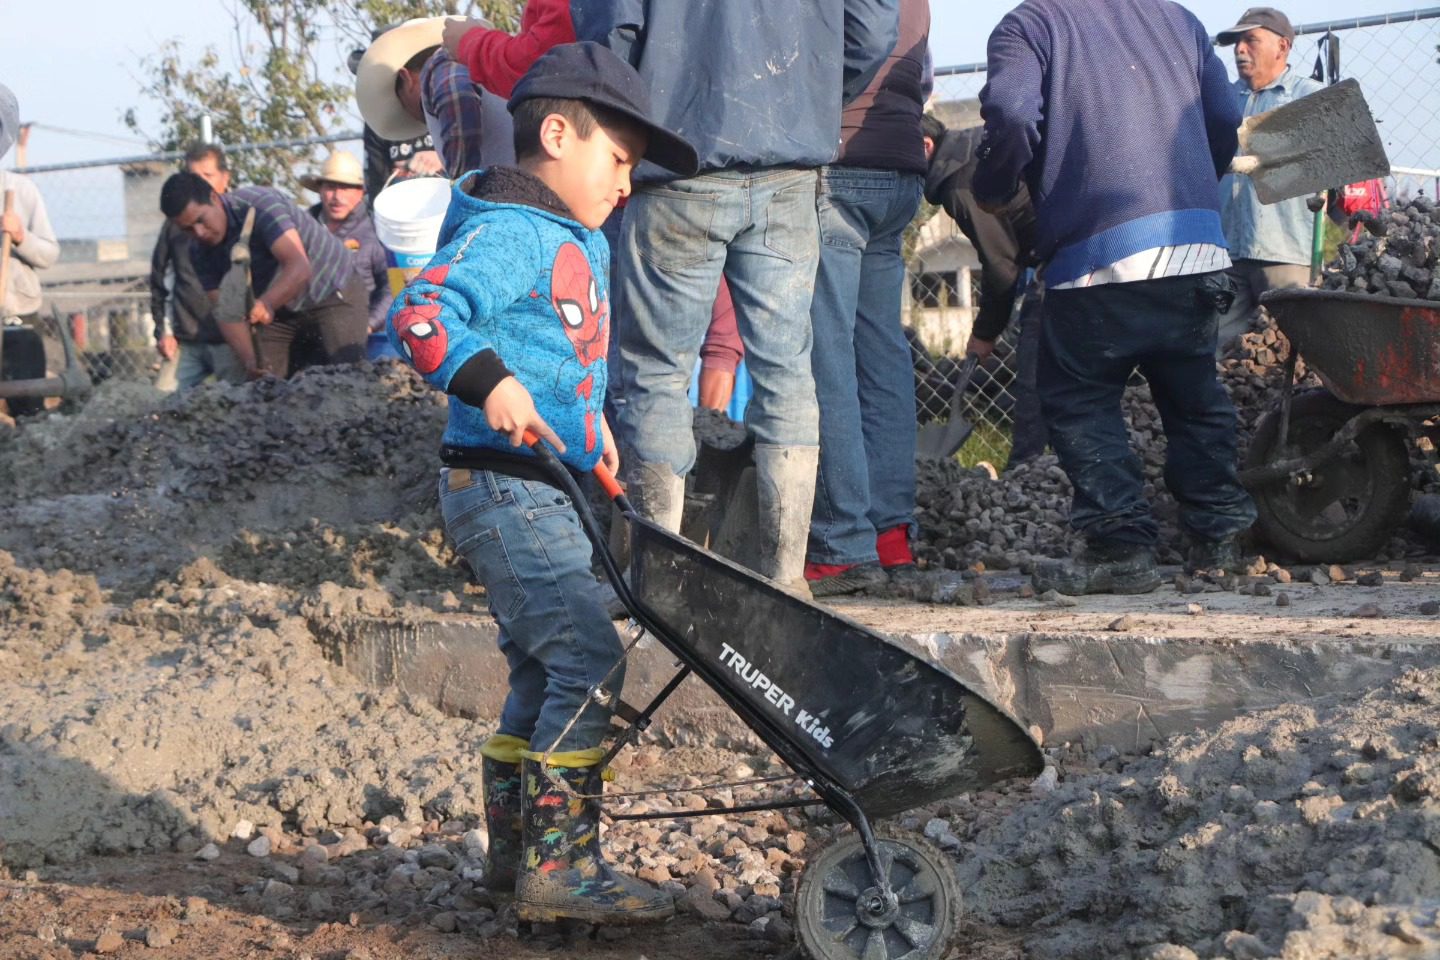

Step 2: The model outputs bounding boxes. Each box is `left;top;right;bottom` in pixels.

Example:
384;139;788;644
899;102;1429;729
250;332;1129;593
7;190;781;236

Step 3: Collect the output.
507;41;699;177
1217;7;1297;45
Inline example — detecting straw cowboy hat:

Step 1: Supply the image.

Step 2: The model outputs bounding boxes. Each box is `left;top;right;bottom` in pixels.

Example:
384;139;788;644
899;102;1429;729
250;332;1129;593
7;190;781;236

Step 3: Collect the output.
300;151;365;192
355;16;481;141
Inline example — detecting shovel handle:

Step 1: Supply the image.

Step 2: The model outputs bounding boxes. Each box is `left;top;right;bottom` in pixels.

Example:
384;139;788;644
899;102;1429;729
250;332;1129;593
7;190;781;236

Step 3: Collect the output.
947;353;980;416
522;429;625;500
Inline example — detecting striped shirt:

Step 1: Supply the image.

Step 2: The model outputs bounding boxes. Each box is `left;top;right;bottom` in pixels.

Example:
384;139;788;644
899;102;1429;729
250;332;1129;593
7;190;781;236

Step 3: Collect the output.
1050;243;1231;290
420;48;514;178
192;186;356;311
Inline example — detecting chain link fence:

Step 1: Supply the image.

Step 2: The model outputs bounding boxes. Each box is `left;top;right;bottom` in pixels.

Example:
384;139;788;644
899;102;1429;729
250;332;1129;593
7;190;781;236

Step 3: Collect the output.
913;6;1440;469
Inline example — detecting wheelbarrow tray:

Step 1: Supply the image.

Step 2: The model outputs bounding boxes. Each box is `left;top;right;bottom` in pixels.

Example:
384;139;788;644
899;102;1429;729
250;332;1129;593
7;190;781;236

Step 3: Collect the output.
1261;288;1440;406
627;515;1042;819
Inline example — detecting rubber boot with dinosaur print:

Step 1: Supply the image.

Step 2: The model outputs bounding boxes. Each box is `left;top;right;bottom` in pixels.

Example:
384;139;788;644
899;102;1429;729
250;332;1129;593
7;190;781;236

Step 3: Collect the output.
515;752;674;924
478;734;527;891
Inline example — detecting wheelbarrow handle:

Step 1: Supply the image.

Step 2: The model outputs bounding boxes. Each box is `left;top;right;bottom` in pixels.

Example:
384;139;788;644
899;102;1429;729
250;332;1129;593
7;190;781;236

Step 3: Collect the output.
521;429;627;503
519;429;652;632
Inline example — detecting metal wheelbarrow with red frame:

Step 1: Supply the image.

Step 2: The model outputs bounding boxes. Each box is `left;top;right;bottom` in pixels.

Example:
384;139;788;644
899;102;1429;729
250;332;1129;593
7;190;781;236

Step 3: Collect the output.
1240;288;1440;562
520;432;1042;960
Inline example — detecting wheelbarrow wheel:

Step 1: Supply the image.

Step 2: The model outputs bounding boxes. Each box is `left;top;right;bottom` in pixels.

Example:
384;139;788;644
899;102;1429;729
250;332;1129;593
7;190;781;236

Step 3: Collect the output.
1246;390;1412;563
795;826;959;960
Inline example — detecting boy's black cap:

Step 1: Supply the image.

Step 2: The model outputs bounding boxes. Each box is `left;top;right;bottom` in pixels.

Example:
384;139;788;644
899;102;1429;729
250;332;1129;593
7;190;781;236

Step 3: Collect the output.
507;41;699;177
1217;7;1297;45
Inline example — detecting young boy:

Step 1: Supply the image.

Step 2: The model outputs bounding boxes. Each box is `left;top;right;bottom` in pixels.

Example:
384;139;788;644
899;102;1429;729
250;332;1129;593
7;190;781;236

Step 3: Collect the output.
387;42;696;925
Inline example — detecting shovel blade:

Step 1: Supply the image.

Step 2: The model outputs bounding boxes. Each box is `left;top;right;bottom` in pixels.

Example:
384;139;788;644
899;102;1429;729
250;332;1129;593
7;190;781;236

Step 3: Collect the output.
915;353;979;461
916;418;974;461
1236;78;1389;205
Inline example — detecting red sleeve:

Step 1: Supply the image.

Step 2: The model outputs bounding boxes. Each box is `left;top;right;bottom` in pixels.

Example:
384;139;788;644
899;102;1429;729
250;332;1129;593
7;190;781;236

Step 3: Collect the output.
456;0;576;98
700;276;745;373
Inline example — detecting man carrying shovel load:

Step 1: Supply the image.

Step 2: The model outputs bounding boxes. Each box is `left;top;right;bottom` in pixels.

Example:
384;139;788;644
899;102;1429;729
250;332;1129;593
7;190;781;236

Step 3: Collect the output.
1216;7;1324;352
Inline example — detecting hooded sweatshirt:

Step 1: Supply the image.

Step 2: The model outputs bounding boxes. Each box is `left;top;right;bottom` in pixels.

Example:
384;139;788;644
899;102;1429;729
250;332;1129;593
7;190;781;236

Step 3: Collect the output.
387;166;611;478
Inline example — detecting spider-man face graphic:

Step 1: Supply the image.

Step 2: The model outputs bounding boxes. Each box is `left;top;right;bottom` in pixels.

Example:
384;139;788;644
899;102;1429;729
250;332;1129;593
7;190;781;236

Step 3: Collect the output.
550;243;607;452
392;264;450;375
551;242;607;365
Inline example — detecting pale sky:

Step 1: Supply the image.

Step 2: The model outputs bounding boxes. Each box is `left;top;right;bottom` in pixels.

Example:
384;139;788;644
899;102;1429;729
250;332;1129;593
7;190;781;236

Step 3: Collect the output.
2;0;1398;167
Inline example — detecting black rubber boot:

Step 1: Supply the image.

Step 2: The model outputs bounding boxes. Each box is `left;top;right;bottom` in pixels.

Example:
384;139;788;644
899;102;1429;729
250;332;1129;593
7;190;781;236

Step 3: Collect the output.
515;758;674;925
480;754;524;891
1031;541;1161;596
1185;537;1243;576
807;561;888;598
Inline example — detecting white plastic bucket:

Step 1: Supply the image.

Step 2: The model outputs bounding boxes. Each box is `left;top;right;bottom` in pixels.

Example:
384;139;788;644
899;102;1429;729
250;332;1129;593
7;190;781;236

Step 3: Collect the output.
372;177;451;296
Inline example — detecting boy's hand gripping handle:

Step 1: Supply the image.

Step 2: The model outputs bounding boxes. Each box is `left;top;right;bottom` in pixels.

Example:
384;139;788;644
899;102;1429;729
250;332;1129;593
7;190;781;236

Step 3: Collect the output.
522;430;625;501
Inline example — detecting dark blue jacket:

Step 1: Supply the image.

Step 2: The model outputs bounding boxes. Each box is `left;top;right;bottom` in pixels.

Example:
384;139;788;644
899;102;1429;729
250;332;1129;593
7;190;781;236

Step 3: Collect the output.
575;0;900;179
973;0;1241;287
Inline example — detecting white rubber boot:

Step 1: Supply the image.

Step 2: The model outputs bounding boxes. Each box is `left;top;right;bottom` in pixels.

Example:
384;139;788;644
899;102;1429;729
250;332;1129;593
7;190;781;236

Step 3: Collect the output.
753;443;820;598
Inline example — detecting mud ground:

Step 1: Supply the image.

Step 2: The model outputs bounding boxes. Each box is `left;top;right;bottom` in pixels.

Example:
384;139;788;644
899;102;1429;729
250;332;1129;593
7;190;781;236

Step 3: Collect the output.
1;367;1438;960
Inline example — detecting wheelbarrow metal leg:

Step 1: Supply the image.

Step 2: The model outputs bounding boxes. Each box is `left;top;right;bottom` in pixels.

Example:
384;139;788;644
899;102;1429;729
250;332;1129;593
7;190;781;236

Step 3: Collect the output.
827;786;895;905
597;663;693;769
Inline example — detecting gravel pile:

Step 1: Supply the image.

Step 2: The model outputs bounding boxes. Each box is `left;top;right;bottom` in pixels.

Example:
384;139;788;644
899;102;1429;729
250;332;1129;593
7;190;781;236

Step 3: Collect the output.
912;354;1281;572
947;667;1440;960
0;361;444;502
1321;196;1440;299
911;314;1425;573
0;363;463;603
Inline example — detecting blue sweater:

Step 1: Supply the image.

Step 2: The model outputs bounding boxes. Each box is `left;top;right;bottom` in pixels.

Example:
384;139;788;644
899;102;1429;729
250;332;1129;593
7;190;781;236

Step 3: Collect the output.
387;168;611;473
973;0;1242;287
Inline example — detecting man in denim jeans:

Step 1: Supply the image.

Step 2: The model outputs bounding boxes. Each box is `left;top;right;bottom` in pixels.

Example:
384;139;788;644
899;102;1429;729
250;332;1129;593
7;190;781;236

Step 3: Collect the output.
580;0;900;595
804;0;931;598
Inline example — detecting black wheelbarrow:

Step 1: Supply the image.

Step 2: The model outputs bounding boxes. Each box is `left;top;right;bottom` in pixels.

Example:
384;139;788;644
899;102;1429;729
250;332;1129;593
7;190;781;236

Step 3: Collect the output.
521;432;1042;960
1240;288;1440;562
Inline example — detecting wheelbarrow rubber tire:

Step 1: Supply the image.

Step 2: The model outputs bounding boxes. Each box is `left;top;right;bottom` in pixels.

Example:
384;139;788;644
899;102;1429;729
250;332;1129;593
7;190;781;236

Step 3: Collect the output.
1246;389;1411;563
795;825;959;960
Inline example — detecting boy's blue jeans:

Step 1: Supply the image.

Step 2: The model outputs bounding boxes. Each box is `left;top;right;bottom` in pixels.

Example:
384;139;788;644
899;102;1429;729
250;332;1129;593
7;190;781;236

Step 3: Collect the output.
438;468;621;753
807;167;923;565
611;167;822;478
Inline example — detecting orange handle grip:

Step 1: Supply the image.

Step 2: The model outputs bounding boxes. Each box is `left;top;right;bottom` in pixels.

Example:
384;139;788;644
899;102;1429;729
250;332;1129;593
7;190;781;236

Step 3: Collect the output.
523;430;625;501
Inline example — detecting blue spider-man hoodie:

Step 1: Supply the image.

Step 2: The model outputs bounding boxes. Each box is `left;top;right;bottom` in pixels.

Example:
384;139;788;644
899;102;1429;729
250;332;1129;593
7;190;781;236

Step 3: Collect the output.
387;166;611;477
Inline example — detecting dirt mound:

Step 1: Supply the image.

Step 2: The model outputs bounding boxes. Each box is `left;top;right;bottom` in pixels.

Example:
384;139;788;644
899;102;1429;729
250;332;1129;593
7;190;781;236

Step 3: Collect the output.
0;555;490;871
0;364;458;601
948;667;1440;959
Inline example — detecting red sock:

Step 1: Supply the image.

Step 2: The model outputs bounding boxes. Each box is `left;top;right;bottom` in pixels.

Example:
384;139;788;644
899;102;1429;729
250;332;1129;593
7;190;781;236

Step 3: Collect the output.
876;525;914;568
804;561;855;581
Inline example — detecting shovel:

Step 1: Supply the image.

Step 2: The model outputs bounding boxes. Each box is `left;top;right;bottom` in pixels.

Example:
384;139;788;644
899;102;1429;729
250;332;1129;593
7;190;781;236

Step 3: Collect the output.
916;353;978;461
1229;78;1389;205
